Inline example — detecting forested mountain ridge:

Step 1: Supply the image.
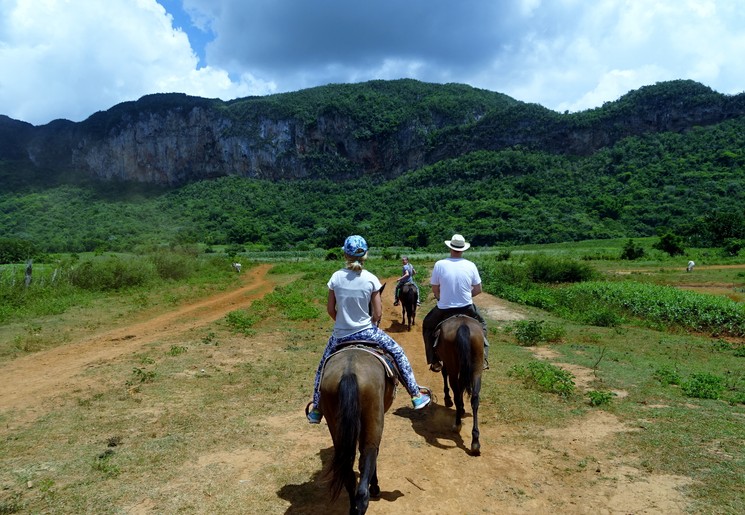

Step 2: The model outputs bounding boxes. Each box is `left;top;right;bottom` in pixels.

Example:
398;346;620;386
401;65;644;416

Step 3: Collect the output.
1;79;743;187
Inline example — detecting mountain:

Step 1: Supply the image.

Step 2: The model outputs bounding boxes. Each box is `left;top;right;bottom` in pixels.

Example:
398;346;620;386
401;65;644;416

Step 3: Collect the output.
1;79;743;188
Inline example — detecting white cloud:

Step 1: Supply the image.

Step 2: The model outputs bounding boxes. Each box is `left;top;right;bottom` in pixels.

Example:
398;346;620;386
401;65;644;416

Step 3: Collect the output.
0;0;255;124
0;0;743;125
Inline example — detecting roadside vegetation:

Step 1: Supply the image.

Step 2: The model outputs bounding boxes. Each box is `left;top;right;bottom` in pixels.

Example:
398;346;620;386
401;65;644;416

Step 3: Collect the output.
0;240;743;513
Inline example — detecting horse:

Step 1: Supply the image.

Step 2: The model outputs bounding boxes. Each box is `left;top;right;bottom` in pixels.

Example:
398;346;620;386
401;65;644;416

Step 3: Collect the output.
435;314;484;456
399;283;417;331
318;347;396;514
232;262;242;274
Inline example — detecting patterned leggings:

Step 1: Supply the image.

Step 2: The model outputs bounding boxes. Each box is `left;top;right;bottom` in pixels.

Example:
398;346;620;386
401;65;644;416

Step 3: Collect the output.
312;326;420;410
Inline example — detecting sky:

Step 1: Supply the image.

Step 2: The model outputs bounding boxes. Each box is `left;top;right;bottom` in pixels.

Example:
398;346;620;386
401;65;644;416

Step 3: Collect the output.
1;0;744;126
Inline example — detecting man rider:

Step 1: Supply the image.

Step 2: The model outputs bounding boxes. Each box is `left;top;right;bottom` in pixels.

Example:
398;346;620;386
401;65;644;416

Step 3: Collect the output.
421;234;489;372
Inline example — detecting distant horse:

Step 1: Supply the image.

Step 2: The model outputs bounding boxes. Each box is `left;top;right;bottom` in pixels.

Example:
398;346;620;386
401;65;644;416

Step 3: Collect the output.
399;283;417;331
232;262;242;274
318;347;396;514
435;315;484;456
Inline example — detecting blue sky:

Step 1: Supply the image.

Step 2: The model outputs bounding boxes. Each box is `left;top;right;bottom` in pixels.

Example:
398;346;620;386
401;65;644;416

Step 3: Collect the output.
1;0;743;125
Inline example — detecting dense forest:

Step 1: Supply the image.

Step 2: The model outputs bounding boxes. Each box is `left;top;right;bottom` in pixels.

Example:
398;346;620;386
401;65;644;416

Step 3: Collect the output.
0;79;744;258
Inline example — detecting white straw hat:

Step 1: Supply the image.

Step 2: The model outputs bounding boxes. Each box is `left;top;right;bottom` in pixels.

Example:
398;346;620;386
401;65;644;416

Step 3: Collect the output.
444;234;470;251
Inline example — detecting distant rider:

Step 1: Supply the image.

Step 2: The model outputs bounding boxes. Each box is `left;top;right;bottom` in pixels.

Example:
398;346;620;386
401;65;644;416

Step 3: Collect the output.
394;256;420;306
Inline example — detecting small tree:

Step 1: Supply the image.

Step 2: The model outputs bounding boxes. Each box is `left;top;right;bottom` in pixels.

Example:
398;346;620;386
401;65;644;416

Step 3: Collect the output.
620;239;645;260
653;232;685;256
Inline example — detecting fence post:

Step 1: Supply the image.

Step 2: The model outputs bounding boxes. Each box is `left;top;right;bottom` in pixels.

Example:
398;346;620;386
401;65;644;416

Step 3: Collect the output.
25;259;33;288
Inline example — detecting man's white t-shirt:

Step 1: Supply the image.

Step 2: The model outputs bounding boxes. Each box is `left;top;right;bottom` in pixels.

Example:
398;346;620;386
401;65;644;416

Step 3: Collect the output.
327;268;382;338
430;257;481;309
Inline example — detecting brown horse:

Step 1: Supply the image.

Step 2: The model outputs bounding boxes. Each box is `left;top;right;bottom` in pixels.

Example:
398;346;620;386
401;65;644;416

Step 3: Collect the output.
435;315;484;455
399;283;417;331
319;347;396;514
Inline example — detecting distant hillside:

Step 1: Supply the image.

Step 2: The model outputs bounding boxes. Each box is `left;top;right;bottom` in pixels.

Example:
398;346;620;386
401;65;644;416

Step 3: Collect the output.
1;79;743;188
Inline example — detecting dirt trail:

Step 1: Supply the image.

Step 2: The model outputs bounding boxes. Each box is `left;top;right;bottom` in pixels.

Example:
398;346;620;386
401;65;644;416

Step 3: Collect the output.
0;264;273;414
1;265;693;513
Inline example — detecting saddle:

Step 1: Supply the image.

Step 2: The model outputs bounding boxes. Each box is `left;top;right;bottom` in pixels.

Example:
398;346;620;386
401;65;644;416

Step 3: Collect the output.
433;314;477;349
323;343;401;386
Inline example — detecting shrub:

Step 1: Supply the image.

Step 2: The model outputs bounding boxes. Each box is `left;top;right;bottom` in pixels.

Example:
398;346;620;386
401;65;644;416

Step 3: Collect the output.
69;257;156;291
653;232;685;256
149;252;195;280
509;320;566;346
508;361;575;397
682;372;725;399
511;320;544;346
527;255;597;283
620;239;645;260
588;390;614;406
225;309;259;335
581;307;623;328
654;366;682;386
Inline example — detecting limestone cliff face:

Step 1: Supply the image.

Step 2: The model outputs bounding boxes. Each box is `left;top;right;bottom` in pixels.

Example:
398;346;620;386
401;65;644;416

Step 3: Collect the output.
29;97;439;186
2;79;744;187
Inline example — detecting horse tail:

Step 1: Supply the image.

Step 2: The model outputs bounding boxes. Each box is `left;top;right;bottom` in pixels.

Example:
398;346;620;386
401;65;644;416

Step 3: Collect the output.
329;373;361;500
456;323;474;396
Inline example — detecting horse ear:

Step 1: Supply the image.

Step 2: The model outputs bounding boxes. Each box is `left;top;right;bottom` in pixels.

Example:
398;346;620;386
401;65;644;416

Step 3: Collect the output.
378;283;386;294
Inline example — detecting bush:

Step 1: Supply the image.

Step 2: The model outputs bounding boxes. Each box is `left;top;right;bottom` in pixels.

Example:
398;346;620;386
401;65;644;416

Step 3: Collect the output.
620;238;646;260
653;232;685;256
682;372;725;399
508;361;575;397
509;320;566;346
224;309;259;335
527;256;597;283
588;390;614;406
654;366;682;386
69;257;156;291
149;251;195;280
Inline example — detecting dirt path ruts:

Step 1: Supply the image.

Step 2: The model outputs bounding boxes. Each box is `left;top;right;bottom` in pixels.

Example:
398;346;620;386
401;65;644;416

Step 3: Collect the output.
0;264;273;413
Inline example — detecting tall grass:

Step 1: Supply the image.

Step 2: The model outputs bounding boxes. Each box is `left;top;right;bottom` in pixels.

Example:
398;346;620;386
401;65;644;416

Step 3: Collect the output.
0;252;237;325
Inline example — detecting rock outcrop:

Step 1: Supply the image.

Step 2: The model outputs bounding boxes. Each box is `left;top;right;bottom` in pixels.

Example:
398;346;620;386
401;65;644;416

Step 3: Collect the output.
1;79;743;187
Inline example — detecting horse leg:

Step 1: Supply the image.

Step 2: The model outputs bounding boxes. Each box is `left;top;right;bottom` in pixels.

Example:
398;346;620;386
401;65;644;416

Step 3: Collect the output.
442;368;453;408
369;464;380;498
354;446;377;514
470;386;481;456
453;384;464;430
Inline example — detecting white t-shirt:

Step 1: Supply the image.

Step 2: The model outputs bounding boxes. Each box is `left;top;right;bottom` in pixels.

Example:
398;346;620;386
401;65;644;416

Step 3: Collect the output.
430;257;481;309
327;268;382;338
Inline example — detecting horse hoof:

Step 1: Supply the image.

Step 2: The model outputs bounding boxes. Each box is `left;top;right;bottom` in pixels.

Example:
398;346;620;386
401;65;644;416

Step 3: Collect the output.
471;443;481;456
370;484;381;497
445;398;453;408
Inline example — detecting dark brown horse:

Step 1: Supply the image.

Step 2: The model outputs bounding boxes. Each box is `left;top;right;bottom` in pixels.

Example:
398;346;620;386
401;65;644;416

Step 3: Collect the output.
319;347;396;514
399;283;417;331
435;315;484;455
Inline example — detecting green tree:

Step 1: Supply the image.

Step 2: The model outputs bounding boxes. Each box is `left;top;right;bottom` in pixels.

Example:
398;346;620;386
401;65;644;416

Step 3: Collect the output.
653;232;685;256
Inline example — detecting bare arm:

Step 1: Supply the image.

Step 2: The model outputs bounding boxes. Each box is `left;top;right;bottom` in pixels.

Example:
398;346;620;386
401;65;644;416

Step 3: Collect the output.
431;284;441;301
327;289;337;320
471;283;482;297
371;290;382;325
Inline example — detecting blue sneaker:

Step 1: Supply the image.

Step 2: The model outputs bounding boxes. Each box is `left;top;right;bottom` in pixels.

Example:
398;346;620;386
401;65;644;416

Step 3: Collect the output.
307;408;322;424
411;392;431;410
